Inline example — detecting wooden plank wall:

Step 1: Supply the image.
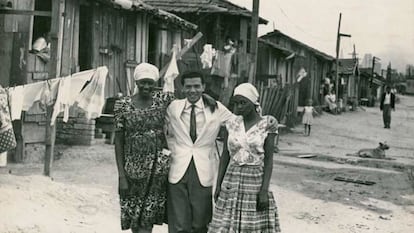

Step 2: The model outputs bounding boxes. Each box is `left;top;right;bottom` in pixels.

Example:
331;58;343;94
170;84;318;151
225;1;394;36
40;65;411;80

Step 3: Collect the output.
90;3;129;98
61;0;78;76
0;0;34;86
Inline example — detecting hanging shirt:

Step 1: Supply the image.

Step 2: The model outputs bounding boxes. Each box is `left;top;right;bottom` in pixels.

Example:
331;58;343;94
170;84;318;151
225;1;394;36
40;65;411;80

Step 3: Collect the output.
211;50;232;78
8;86;25;120
163;49;179;93
75;66;108;120
51;69;97;125
200;44;216;69
20;79;60;114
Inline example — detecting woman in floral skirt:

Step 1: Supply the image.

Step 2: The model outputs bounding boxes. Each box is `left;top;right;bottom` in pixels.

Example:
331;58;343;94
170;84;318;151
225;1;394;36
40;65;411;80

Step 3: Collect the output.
114;63;174;233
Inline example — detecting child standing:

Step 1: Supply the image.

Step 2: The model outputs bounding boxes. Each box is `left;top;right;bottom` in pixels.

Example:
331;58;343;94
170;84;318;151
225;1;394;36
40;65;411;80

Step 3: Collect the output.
302;99;317;136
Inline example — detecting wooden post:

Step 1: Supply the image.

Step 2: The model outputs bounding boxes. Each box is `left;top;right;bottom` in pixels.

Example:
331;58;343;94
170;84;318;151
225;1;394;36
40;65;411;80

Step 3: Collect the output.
335;13;342;99
44;0;63;176
248;0;260;84
335;13;351;101
12;119;24;162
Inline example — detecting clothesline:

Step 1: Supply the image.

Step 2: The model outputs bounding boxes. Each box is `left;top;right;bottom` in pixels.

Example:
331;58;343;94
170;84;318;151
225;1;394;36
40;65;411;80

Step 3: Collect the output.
5;66;108;126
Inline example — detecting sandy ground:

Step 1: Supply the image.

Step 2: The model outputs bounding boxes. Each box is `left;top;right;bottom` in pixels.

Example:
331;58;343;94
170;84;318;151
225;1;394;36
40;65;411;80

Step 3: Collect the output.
279;94;414;164
0;95;413;233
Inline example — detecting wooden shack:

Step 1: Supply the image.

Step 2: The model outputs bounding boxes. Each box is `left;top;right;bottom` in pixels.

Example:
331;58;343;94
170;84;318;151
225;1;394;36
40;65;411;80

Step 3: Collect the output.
335;58;359;108
0;0;197;160
258;30;334;111
142;0;268;101
359;68;385;106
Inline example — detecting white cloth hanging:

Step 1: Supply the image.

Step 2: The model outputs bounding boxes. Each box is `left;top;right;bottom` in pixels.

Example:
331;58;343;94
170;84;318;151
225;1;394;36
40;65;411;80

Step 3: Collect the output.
75;66;108;120
51;69;97;125
163;48;179;93
51;77;71;124
200;44;216;69
8;86;25;120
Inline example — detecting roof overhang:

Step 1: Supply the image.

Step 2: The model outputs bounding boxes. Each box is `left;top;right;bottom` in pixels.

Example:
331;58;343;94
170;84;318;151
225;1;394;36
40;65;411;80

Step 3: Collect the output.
102;0;198;30
258;38;294;56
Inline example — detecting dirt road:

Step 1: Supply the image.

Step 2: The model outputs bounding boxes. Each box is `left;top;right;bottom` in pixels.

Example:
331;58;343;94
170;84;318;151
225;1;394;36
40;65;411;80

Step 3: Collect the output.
1;95;413;233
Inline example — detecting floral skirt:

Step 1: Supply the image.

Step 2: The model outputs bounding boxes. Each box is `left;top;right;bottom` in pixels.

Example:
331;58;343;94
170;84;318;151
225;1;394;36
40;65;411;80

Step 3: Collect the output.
208;164;281;233
120;150;170;230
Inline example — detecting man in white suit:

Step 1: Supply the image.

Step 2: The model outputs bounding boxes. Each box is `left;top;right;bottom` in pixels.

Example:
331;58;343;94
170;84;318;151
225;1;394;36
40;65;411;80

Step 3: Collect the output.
166;71;233;233
166;71;278;233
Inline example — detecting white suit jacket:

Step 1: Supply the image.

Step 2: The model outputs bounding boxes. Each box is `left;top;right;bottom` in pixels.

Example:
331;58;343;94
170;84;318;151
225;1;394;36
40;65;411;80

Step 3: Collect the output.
166;98;233;187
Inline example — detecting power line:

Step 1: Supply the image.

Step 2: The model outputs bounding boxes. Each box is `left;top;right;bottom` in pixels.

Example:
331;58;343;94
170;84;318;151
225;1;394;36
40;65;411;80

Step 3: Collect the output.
274;0;334;43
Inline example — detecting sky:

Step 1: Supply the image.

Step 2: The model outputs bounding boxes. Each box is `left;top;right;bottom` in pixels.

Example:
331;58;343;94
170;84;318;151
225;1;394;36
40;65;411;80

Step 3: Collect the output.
231;0;414;73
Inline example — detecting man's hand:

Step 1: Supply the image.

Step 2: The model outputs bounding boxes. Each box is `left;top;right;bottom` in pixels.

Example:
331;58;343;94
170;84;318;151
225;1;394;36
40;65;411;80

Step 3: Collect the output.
257;191;269;211
265;115;278;132
202;93;218;112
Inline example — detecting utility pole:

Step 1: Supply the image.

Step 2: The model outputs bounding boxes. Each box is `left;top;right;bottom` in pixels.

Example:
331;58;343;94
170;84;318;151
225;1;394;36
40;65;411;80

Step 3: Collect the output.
349;44;358;59
370;56;381;84
44;0;62;176
335;13;351;100
368;56;380;104
350;44;360;101
248;0;260;84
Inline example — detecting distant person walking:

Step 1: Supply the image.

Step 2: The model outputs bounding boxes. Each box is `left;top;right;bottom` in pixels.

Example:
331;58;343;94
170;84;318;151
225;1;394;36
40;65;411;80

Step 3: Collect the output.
380;86;395;129
302;99;318;136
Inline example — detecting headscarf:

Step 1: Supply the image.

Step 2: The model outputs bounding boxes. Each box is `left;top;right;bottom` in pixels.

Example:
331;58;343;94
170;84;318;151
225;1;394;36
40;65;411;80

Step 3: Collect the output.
133;63;159;82
233;83;260;106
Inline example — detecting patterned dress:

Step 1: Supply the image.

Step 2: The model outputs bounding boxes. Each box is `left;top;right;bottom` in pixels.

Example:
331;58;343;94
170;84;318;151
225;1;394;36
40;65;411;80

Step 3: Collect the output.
114;91;174;230
208;116;281;233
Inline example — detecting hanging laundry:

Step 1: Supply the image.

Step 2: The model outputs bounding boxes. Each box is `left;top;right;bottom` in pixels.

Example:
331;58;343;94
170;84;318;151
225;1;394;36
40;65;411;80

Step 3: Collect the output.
51;77;71;124
163;47;179;93
211;50;234;88
22;82;45;111
24;79;59;115
50;69;97;125
200;44;216;69
75;66;108;120
211;50;233;79
8;86;25;121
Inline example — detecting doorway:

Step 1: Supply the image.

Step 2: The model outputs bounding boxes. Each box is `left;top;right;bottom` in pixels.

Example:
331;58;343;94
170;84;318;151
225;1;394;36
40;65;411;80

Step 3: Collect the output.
78;4;93;71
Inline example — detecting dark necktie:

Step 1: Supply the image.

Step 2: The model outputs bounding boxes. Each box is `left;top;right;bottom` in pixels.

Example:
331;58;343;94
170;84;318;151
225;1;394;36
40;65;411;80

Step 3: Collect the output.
190;104;197;142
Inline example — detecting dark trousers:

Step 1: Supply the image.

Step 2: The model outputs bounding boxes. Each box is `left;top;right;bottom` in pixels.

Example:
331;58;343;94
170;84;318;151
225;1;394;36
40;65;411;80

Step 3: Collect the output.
382;104;391;127
167;159;212;233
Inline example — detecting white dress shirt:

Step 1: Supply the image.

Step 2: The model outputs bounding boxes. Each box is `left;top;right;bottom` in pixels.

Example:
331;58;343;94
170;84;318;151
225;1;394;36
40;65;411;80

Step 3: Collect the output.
180;98;206;138
384;93;391;105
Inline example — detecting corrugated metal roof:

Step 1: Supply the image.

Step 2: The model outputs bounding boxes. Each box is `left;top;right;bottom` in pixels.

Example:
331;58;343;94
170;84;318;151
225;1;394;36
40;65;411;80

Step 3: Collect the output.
142;0;268;24
101;0;198;30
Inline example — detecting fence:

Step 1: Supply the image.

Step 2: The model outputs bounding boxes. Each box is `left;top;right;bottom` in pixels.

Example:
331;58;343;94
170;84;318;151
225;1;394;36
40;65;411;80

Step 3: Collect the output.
257;82;299;127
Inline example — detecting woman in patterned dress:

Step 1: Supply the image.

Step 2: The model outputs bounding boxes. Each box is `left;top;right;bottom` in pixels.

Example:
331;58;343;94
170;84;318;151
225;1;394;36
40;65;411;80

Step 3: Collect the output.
209;83;281;233
114;63;174;233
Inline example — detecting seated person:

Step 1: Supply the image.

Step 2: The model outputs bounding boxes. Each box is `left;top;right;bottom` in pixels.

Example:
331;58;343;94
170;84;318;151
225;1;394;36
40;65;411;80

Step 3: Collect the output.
324;91;338;114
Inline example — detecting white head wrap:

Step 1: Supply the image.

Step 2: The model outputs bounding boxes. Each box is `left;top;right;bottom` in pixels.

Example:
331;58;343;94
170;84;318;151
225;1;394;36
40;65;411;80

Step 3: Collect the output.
133;63;159;82
233;83;260;106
